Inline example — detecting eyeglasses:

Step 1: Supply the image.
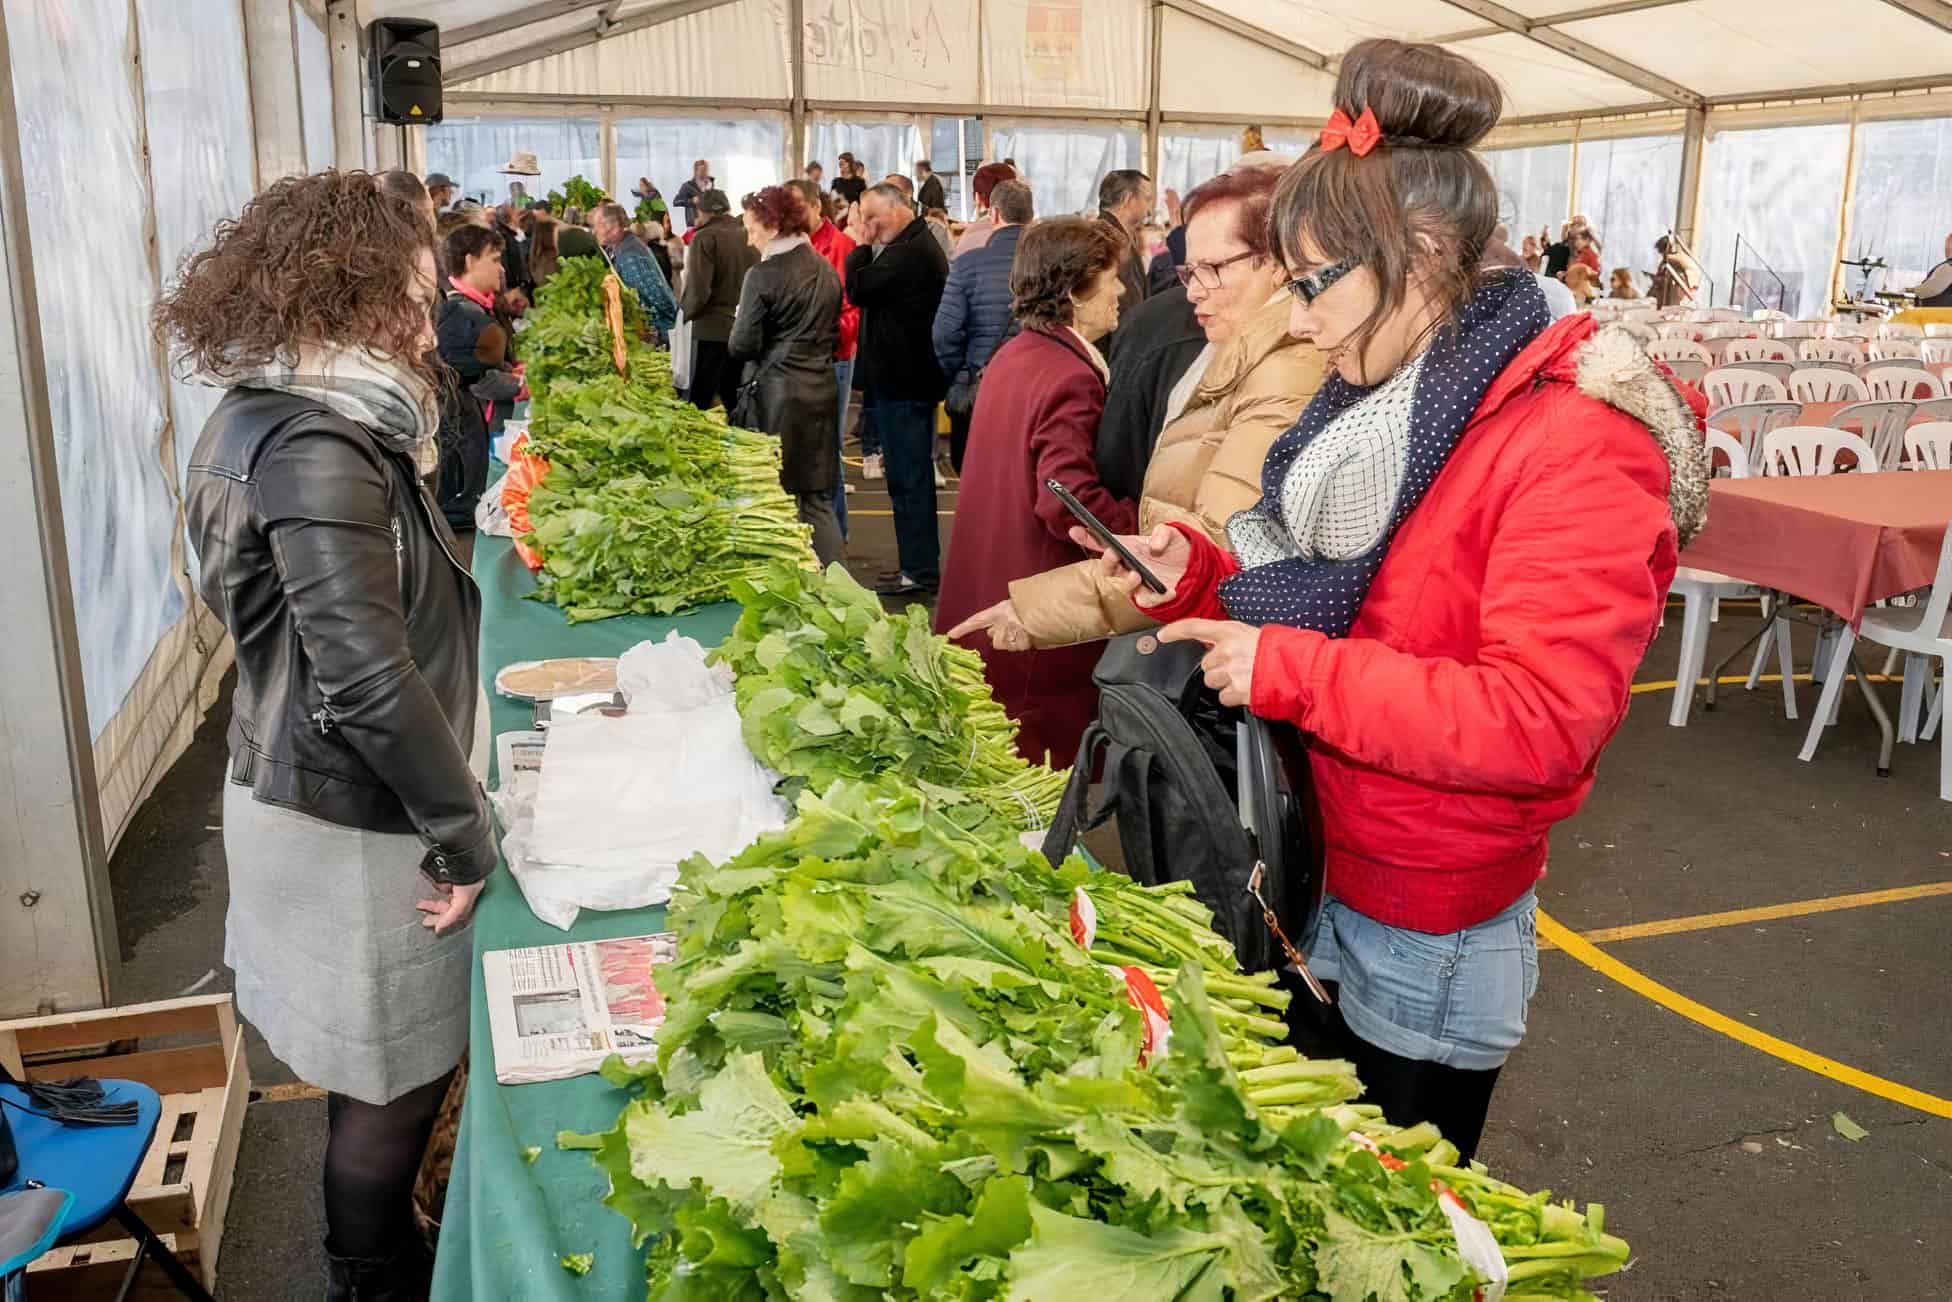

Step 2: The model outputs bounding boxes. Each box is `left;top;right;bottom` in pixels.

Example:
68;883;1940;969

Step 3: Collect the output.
1175;249;1258;291
1283;258;1360;305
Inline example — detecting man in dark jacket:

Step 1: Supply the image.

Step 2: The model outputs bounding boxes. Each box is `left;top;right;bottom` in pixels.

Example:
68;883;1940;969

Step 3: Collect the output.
672;158;714;231
1146;223;1187;295
845;183;949;594
915;160;947;212
1094;282;1205;505
680;189;757;411
931;179;1032;472
1096;168;1154;351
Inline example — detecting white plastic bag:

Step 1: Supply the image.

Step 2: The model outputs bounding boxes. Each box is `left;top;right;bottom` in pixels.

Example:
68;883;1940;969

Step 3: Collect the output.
670;312;691;390
498;634;786;929
475;467;513;536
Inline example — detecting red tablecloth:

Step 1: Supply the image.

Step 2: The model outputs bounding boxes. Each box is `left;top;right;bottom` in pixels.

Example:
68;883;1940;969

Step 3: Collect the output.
1678;471;1952;625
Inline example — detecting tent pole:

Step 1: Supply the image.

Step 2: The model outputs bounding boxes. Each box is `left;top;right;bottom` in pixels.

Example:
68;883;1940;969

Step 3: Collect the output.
1829;102;1863;311
325;0;366;169
788;0;805;183
1674;106;1706;262
1145;1;1162;196
1566;120;1581;224
241;0;306;184
0;0;117;1015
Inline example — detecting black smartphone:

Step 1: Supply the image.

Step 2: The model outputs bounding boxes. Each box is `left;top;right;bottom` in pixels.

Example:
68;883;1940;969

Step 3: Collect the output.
1044;479;1168;594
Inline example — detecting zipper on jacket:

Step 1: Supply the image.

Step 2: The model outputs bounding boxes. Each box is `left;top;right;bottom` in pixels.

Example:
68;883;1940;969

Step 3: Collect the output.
393;516;405;589
312;704;336;735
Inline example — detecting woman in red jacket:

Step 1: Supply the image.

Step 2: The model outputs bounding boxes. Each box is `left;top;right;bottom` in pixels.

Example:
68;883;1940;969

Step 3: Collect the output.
935;217;1133;766
1059;39;1708;1158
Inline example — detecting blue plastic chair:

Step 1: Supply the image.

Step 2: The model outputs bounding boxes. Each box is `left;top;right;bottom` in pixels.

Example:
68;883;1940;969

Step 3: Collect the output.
0;1080;214;1300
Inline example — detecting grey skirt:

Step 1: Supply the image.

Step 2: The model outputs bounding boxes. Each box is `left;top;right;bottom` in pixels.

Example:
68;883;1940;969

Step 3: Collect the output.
223;779;472;1104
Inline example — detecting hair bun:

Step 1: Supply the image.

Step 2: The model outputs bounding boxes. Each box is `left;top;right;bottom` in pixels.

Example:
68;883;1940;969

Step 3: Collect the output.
1334;39;1502;151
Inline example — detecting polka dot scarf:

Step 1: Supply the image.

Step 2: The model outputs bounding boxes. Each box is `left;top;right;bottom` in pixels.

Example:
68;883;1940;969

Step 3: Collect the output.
1219;269;1552;635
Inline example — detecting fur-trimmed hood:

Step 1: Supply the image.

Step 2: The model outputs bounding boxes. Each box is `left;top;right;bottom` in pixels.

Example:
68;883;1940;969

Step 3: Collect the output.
1475;313;1711;547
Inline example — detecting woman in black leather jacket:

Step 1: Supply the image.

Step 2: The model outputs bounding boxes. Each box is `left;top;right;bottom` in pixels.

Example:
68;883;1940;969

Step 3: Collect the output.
729;184;846;566
155;171;489;1301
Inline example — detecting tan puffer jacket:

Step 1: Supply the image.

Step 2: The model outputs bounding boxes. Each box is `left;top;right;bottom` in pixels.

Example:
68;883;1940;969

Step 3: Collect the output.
1010;294;1326;646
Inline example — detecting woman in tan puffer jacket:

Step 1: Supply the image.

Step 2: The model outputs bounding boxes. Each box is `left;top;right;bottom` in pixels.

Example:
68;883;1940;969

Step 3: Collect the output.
951;165;1325;650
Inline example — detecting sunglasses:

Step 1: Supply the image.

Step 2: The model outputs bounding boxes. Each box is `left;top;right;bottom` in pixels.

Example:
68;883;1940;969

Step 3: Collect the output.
1175;249;1258;291
1283;258;1359;305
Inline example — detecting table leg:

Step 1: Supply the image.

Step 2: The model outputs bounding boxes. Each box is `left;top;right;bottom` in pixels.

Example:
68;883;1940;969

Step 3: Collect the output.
1706;606;1774;710
1848;647;1896;776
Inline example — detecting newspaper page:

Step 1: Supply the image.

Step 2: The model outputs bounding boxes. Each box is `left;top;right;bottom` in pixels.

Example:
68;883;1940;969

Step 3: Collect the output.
482;932;677;1084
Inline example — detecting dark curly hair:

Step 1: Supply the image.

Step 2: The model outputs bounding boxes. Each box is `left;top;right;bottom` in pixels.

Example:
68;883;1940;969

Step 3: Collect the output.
154;170;437;387
441;222;503;281
741;184;808;237
1009;217;1124;330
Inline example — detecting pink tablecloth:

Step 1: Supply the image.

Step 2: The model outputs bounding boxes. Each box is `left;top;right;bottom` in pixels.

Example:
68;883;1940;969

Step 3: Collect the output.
1678;471;1952;624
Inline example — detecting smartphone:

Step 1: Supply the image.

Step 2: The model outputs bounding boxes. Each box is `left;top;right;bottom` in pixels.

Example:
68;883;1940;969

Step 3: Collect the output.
1045;479;1168;594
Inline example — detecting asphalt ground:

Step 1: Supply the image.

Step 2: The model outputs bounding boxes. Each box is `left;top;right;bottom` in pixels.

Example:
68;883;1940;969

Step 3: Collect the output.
93;444;1951;1299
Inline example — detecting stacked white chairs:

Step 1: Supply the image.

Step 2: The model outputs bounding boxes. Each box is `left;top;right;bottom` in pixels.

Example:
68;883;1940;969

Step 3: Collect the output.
1828;402;1916;470
1907;422;1952;470
1773;321;1823;339
1877;322;1925;340
1655;322;1702;341
1618;321;1657;344
1724;338;1792;364
1740;359;1797;386
1802;520;1952;799
1666;358;1709;385
1926;322;1952;338
1915;397;1952;421
1760;426;1879;477
1710;401;1800;471
1800;337;1866;365
1869;339;1924;362
1921;338;1952;365
1864;366;1946;403
1667;430;1795;727
1704;367;1788;408
1623;307;1661;325
1788;368;1869;404
1649;339;1712;366
1857;356;1927;374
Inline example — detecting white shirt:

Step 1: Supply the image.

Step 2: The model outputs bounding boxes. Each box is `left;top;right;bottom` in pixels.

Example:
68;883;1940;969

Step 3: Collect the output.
1535;273;1577;321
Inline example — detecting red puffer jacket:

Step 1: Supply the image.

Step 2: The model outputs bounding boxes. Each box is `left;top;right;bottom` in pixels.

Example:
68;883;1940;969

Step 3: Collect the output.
1148;314;1707;934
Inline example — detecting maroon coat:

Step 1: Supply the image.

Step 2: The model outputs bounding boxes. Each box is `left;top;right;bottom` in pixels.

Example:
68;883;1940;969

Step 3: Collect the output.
936;327;1136;767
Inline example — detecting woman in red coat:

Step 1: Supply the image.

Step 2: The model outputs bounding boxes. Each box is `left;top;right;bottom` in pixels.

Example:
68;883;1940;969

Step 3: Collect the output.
1010;39;1708;1160
935;217;1133;767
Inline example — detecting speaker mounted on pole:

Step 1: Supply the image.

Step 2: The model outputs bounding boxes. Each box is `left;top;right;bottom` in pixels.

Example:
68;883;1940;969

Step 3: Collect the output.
370;17;442;125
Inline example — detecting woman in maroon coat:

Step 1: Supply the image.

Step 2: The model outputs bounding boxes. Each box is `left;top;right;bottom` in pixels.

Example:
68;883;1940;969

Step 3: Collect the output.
936;217;1134;766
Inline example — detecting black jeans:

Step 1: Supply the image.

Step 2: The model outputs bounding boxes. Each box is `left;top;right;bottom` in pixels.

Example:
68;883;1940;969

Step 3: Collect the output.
870;396;940;585
948;405;973;474
688;337;740;412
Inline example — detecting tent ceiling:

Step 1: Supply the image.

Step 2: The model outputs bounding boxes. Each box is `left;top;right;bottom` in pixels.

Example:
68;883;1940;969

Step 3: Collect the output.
361;0;1952;123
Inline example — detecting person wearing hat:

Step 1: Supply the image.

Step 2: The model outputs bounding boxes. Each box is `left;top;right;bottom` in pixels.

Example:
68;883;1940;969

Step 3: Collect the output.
952;162;1019;259
424;172;455;210
679;188;758;411
673;159;715;232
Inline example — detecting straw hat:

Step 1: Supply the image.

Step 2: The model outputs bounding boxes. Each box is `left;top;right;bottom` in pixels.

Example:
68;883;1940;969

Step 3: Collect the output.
499;151;541;175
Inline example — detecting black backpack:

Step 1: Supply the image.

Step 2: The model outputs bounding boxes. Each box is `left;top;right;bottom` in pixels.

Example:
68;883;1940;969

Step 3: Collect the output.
1040;632;1322;976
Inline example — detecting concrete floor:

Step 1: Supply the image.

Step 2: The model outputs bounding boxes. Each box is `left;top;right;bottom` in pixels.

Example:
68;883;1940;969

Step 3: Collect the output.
95;456;1952;1298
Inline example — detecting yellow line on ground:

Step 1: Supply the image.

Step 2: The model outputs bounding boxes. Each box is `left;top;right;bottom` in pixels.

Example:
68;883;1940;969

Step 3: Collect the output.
1537;910;1952;1118
1629;672;1898;695
1540;881;1952;949
255;1082;327;1104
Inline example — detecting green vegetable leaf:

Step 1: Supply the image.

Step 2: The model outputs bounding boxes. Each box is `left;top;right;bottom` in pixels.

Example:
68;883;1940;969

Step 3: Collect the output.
1832;1111;1869;1141
1314;1209;1469;1302
624;1051;797;1215
1004;1202;1228;1301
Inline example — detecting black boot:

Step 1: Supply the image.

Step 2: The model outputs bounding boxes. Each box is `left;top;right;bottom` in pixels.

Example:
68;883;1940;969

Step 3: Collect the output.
324;1243;432;1302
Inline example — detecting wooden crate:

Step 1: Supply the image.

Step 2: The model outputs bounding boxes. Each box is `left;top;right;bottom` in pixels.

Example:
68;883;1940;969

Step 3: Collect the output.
0;994;251;1300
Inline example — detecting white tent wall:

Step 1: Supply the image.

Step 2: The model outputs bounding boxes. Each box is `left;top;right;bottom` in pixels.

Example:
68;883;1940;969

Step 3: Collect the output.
614;116;787;228
425;115;603;206
989;121;1141;218
1157;10;1334;120
806;117;924;189
1483;142;1574;244
296;1;338;169
1575;134;1686;296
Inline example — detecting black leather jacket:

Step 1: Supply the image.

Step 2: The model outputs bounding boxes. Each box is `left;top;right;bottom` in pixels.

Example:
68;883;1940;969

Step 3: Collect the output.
728;241;842;494
185;388;495;884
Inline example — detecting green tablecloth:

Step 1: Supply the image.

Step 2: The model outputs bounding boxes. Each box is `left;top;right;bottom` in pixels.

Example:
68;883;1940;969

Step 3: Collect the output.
430;530;739;1301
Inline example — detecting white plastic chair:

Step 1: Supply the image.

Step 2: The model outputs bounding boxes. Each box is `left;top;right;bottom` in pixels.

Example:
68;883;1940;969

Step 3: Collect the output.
1788;368;1870;404
1856;356;1927;376
1773;321;1823;340
1724;338;1792;364
1802;521;1952;799
1799;338;1866;365
1668;430;1796;726
1864;366;1946;402
1870;340;1924;362
1705;367;1788;408
1828;402;1916;471
1709;400;1800;471
1666;358;1708;385
1914;397;1952;421
1906;422;1952;470
1618;322;1656;345
1648;339;1712;365
1921;338;1952;365
1760;426;1879;477
1655;322;1702;341
1877;322;1925;340
1926;322;1952;338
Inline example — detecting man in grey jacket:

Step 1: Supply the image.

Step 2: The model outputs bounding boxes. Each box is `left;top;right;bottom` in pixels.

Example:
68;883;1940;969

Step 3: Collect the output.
931;180;1032;471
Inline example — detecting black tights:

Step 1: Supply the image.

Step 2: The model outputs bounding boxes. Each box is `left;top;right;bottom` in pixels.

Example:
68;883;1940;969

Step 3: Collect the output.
324;1069;454;1262
1280;974;1505;1164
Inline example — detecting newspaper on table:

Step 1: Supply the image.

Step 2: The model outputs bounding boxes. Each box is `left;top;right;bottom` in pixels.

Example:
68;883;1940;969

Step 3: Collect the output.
482;932;677;1084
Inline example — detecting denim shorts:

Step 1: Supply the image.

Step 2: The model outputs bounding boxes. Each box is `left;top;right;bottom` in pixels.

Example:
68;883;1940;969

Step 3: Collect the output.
1304;891;1539;1072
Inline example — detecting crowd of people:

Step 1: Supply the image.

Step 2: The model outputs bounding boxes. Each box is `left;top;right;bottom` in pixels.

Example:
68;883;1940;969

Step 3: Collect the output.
144;35;1717;1301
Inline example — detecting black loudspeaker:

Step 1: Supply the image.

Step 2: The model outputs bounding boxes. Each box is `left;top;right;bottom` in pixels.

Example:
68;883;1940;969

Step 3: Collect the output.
370;17;442;124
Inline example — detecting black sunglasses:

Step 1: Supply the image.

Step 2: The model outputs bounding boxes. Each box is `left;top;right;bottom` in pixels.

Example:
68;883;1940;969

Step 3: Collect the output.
1283;258;1359;305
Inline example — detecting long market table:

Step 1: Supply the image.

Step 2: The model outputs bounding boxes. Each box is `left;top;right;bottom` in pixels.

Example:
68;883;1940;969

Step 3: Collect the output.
429;530;739;1301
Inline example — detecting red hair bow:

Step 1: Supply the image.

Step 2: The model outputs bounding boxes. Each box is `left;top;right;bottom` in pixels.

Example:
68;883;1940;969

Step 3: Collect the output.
1320;106;1383;157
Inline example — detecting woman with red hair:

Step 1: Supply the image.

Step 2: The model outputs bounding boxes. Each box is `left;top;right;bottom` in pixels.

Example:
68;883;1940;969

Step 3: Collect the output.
731;185;846;564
